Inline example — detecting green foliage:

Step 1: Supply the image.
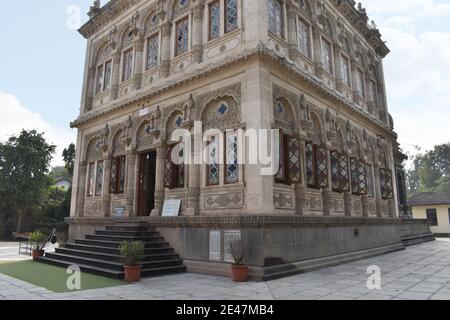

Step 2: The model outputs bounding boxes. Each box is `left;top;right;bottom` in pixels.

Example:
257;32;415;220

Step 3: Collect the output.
406;143;450;195
62;143;76;176
29;231;48;250
228;240;246;266
0;130;56;235
119;241;145;266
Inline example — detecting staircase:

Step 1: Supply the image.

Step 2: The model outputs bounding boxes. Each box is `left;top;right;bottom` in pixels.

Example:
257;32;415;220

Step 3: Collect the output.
36;225;186;279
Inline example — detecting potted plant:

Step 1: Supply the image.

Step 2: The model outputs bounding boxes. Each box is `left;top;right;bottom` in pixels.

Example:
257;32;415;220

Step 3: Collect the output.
119;241;145;283
228;239;248;282
29;231;48;260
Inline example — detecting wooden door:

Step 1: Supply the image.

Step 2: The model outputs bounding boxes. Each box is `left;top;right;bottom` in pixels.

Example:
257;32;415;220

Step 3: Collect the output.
137;152;157;216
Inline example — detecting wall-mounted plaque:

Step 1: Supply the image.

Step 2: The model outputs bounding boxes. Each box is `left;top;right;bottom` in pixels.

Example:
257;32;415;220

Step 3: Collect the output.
224;230;241;263
209;230;221;261
162;199;181;217
113;207;125;217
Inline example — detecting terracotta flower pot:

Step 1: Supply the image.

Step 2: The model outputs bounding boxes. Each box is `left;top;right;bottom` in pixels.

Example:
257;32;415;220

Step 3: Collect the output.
32;249;45;260
231;265;249;282
123;265;143;283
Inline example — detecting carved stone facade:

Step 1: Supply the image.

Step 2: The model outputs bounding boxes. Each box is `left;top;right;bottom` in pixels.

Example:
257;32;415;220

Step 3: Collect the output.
67;0;417;276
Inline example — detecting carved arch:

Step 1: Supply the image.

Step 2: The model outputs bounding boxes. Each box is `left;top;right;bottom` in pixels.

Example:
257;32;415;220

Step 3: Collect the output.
273;96;297;133
84;135;102;162
201;96;241;131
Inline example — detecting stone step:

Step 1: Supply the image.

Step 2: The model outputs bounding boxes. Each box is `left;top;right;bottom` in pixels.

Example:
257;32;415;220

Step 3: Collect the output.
95;230;160;237
65;243;175;255
75;239;171;248
55;247;180;262
105;226;152;232
44;252;183;271
37;257;186;279
85;234;164;242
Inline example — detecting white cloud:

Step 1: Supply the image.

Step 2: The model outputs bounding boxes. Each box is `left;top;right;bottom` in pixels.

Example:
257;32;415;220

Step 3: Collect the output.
363;0;450;19
0;91;76;166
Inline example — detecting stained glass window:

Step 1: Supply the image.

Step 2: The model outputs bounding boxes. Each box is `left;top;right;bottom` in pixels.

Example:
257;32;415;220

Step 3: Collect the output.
176;18;189;56
298;19;311;58
210;1;220;40
110;156;126;194
321;38;333;74
110;159;117;194
338;153;350;192
305;141;316;187
331;151;339;191
315;145;329;188
288;136;301;184
351;158;367;195
208;137;219;185
88;163;95;197
225;0;238;33
268;0;283;38
165;144;185;189
122;49;133;81
226;132;239;183
356;68;365;98
104;60;112;90
95;161;104;196
147;36;159;69
218;103;228;116
96;65;104;94
341;55;351;87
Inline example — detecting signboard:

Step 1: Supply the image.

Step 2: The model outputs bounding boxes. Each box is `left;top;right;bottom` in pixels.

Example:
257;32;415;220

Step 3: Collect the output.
224;230;241;263
113;207;125;217
138;107;150;117
162;199;182;217
209;230;221;261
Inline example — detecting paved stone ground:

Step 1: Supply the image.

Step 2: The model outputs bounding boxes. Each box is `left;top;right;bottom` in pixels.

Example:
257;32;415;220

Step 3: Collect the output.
0;239;449;300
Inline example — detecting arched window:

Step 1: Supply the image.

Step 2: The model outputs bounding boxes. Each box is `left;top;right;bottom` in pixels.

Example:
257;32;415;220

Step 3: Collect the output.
121;30;135;82
144;13;161;70
208;0;239;41
95;44;113;94
176;18;189;56
268;0;284;38
298;18;311;58
320;17;334;75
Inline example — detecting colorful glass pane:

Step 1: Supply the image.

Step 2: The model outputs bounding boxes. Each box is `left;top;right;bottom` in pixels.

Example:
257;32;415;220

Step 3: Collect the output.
176;19;189;55
147;36;159;69
226;132;239;183
210;2;220;40
321;38;333;74
298;19;311;58
288;136;301;183
88;163;95;197
305;141;316;187
95;161;104;196
315;146;328;188
225;0;238;33
209;138;219;185
122;50;133;81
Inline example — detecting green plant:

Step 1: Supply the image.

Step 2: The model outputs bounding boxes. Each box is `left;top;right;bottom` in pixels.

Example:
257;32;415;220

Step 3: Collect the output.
229;239;246;266
29;231;48;251
119;241;145;266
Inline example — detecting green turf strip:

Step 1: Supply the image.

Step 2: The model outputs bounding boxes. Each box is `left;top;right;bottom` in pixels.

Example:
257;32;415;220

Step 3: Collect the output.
0;260;126;293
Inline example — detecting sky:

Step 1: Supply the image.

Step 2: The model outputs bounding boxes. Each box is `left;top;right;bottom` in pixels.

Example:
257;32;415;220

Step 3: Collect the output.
0;0;449;167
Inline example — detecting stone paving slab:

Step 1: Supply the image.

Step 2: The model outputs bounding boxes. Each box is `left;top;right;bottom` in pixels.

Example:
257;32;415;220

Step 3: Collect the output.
0;239;449;300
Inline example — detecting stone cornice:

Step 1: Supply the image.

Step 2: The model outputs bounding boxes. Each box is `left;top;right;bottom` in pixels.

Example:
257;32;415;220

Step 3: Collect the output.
79;0;389;58
71;44;396;140
334;0;390;58
67;215;402;228
79;0;139;39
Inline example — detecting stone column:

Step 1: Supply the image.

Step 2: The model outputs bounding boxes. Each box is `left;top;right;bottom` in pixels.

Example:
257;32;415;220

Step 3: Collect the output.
111;51;121;100
160;22;172;78
102;157;112;217
151;145;166;216
344;191;352;217
125;153;137;217
85;66;96;112
133;36;145;90
287;4;299;61
361;194;369;217
192;1;204;64
373;163;383;217
76;161;88;217
295;141;306;215
351;63;360;105
312;25;324;77
186;139;201;216
333;43;343;91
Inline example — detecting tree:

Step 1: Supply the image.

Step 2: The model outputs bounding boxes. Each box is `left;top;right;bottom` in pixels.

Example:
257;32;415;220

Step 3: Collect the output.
406;143;450;195
62;143;76;176
0;130;55;234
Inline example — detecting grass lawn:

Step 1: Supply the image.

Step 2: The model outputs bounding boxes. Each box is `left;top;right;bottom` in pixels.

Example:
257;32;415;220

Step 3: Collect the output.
0;260;126;293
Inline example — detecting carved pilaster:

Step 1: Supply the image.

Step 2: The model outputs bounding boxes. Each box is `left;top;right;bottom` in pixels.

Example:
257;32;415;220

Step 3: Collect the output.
361;194;369;217
312;25;324;77
322;189;332;216
151;145;166;216
191;2;204;64
133;37;145;90
76;161;88;217
344;192;352;216
102;157;112;217
160;22;171;78
295;184;305;216
287;5;299;60
111;51;121;100
125;153;137;216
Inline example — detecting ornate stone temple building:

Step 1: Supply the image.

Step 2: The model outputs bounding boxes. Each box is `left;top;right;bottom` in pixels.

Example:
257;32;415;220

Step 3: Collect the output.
66;0;429;279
